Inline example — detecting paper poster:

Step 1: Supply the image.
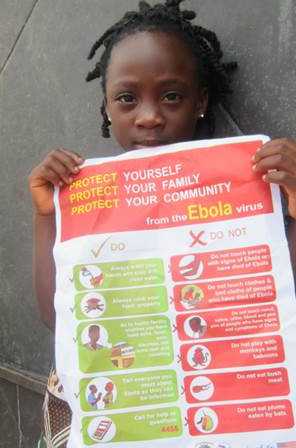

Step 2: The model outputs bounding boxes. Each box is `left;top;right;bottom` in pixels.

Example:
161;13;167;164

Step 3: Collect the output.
54;135;296;448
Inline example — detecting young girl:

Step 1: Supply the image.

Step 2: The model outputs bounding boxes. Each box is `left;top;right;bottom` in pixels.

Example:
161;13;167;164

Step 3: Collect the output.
29;1;296;446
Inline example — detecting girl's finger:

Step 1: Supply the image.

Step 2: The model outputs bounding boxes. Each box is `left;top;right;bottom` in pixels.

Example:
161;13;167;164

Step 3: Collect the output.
253;153;296;176
48;150;81;175
40;166;65;186
58;148;84;165
263;170;296;190
253;139;296;163
44;157;74;185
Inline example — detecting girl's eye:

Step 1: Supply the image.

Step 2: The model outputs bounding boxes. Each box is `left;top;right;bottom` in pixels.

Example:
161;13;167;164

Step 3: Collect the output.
162;92;183;102
115;93;136;104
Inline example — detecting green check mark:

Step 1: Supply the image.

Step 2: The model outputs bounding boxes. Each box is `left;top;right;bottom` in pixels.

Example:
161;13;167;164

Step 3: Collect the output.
91;236;111;258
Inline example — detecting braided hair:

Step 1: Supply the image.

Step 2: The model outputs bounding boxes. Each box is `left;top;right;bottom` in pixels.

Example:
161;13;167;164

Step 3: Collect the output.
86;0;237;138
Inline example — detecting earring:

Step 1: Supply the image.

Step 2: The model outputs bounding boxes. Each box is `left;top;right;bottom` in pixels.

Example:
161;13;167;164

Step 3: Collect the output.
199;113;205;119
107;115;112;124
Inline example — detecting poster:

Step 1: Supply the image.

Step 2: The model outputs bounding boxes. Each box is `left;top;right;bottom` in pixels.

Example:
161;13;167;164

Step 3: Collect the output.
54;135;296;448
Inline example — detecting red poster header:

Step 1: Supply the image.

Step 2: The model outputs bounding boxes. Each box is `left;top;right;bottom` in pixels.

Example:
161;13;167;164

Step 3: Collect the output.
58;140;273;241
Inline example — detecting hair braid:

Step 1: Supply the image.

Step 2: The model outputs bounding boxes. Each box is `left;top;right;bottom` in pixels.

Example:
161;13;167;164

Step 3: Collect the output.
100;101;111;138
86;0;237;139
139;1;151;13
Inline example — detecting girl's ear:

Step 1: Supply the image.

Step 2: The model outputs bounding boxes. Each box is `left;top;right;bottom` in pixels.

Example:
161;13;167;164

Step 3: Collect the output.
104;98;112;123
195;88;208;119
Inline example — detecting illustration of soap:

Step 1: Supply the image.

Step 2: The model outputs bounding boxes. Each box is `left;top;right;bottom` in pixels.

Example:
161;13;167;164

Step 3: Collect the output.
111;342;135;368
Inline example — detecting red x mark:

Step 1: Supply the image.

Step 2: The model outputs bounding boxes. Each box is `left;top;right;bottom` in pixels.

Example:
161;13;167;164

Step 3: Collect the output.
189;230;207;247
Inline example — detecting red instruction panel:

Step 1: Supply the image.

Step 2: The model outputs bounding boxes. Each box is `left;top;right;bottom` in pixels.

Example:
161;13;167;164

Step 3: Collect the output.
173;275;276;311
180;335;285;371
184;368;290;403
171;245;272;282
187;400;294;435
176;304;280;340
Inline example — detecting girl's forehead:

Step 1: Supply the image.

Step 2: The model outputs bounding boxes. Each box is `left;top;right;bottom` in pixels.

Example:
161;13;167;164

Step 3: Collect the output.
106;30;197;83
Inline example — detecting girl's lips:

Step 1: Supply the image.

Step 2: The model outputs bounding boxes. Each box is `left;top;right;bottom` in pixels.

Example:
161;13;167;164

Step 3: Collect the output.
133;140;167;149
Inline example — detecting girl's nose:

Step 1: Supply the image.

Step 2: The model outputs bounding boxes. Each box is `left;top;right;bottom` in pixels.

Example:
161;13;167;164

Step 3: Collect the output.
135;104;165;129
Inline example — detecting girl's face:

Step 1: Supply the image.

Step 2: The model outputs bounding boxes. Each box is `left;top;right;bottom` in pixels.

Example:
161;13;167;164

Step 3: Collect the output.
105;31;208;150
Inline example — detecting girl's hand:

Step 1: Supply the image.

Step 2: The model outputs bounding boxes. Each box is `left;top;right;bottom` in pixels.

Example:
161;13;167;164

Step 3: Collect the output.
252;138;296;219
29;148;84;215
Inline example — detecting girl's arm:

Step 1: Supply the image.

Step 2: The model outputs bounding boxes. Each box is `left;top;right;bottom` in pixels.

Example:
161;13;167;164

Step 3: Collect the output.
33;213;56;330
29;149;83;330
253;138;296;273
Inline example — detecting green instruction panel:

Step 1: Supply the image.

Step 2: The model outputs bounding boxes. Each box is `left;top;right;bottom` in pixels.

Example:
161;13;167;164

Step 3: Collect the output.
79;370;178;412
73;258;165;290
82;407;183;445
74;286;168;320
77;315;174;373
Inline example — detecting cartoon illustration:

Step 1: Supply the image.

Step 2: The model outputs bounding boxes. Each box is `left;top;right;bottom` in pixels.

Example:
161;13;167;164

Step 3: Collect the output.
102;382;114;407
88;416;116;443
94;419;112;440
192;346;210;368
87;382;115;409
81;323;111;353
186;316;207;339
85;297;104;313
178;254;204;280
79;265;104;289
87;384;102;409
188;345;211;370
85;377;117;411
80;292;106;318
195;407;218;433
192;382;211;394
181;285;204;309
198;413;214;431
111;342;135;368
190;376;214;401
84;325;104;350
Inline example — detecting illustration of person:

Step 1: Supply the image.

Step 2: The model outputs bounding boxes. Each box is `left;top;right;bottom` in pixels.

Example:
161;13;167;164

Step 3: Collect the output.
102;382;114;408
188;316;207;338
87;384;102;409
84;325;104;350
